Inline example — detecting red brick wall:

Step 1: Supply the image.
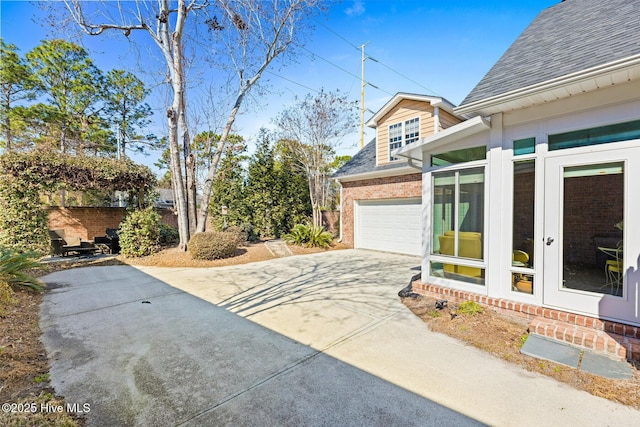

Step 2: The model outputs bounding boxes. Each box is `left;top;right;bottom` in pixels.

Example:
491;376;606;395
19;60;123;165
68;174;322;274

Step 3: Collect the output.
47;207;178;241
563;174;623;266
340;173;422;247
321;210;340;235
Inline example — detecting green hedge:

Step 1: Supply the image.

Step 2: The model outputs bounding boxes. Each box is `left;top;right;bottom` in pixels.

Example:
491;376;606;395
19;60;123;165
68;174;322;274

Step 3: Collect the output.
188;231;244;260
118;208;161;257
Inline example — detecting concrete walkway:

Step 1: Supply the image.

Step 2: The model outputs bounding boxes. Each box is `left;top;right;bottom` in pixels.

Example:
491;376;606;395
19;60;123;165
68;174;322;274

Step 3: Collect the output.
40;250;640;426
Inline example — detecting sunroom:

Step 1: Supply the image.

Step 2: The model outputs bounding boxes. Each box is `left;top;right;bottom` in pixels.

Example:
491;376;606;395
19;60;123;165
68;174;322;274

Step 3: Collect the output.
394;106;640;327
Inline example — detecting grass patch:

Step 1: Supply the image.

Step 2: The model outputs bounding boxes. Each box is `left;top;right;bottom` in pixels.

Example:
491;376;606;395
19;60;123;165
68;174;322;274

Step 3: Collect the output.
457;300;483;316
34;373;50;383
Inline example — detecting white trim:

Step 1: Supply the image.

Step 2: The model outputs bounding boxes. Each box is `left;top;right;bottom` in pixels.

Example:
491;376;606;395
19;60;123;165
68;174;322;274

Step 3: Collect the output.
333;165;420;183
394;116;491;162
337;182;343;242
455;54;640;116
355;197;422;256
366;92;459;128
389;116;420;161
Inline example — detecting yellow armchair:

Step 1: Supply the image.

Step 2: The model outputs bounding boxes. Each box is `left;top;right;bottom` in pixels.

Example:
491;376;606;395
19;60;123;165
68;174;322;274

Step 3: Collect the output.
438;231;482;278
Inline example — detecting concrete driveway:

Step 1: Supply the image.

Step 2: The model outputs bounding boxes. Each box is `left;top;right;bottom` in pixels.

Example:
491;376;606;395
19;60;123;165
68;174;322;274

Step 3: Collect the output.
40;250;639;426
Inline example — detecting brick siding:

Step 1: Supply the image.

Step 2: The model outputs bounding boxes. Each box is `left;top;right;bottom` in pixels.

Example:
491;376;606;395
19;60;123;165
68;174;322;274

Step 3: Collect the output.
340;173;422;247
413;280;640;361
564;174;623;266
47;207;178;241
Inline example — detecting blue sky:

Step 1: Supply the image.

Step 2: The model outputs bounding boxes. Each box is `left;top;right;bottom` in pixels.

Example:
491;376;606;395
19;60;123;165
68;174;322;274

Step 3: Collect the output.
0;0;559;171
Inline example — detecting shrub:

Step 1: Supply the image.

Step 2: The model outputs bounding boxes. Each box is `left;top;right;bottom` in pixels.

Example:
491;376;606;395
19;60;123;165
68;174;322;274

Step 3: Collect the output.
224;226;248;245
188;231;241;260
458;300;484;316
239;222;260;242
118;208;161;257
0;248;43;314
283;224;310;246
0;248;44;292
159;224;179;245
283;224;333;248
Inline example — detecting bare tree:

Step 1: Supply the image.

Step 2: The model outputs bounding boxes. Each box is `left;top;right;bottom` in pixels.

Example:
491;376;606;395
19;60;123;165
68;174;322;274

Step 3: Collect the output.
275;90;357;228
194;0;323;232
64;0;324;247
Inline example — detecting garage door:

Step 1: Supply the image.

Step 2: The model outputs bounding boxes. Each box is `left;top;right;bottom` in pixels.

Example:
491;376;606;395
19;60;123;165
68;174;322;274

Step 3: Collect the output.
356;198;422;256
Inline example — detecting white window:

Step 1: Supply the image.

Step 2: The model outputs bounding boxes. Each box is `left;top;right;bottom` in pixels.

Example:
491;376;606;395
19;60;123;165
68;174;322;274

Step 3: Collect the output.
405;118;420;145
389;117;420;161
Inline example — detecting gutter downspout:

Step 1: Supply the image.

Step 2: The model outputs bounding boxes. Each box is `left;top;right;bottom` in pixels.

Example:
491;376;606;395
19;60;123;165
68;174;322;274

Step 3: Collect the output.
434;106;440;134
337;180;344;242
407;158;422;170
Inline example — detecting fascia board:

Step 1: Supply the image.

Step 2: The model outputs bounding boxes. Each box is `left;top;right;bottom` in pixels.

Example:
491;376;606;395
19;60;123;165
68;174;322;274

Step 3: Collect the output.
333;166;419;183
366;93;459;128
455;54;640;116
393;116;491;161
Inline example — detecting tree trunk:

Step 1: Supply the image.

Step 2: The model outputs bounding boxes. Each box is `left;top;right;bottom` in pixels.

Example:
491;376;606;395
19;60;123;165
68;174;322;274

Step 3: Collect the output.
2;95;10;150
179;90;197;236
195;97;244;233
163;0;191;250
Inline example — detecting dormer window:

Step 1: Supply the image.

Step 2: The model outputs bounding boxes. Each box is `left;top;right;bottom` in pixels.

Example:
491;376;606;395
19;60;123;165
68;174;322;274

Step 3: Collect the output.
389;117;420;161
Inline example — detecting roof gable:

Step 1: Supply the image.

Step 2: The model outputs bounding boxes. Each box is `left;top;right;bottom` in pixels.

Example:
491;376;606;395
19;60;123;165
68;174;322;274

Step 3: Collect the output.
367;93;458;128
460;0;640;108
332;138;416;180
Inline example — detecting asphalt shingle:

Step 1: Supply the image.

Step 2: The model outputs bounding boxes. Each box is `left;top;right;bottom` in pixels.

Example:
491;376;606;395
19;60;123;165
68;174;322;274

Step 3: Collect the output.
461;0;640;106
332;138;411;179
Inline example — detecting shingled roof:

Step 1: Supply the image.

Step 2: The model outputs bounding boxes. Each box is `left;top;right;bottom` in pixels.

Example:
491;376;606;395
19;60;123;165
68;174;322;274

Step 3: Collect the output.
332;139;413;179
460;0;640;107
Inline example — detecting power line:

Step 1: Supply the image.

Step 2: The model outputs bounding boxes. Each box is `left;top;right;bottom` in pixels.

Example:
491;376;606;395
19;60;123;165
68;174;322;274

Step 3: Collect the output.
297;44;393;96
374;60;441;97
313;17;360;50
313;20;442;97
265;71;320;94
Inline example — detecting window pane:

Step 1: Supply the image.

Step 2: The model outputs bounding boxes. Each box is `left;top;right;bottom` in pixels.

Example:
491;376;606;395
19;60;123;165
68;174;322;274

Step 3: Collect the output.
432;167;485;286
514;137;535;156
431;146;486;166
458;168;484;260
513;161;535;268
430;261;486;286
562;162;624;296
512;273;534;294
389;123;402;160
405;117;419;145
432;172;455;254
549;119;640;151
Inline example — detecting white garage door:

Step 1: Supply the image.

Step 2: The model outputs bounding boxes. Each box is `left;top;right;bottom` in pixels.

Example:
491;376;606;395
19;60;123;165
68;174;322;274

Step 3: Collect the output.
356;198;422;256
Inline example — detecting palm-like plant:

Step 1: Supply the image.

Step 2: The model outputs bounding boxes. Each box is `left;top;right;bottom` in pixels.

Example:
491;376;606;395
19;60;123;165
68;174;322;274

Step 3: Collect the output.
0;248;44;292
283;224;333;248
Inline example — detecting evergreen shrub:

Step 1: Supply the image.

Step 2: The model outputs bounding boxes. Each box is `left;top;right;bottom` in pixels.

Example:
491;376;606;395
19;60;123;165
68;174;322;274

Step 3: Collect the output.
188;231;241;260
159;224;179;245
283;224;333;248
118;208;161;257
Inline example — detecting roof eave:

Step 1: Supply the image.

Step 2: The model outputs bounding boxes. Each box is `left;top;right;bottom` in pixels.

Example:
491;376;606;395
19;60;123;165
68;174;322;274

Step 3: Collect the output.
455;54;640;116
393;116;491;162
366;93;459;128
333;165;420;183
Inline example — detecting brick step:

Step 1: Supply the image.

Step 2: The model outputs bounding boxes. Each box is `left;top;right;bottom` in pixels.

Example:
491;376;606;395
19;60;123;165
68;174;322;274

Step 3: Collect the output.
529;316;640;361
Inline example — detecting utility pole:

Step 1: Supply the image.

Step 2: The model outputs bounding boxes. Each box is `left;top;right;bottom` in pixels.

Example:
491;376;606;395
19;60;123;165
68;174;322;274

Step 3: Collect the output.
360;42;368;150
360;43;377;150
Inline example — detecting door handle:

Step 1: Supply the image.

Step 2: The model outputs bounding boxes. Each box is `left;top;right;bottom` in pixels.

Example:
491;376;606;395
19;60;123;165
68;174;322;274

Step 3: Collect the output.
546;237;554;246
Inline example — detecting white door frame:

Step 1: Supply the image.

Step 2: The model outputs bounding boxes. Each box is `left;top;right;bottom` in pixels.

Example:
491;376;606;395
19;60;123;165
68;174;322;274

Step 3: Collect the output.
543;144;640;324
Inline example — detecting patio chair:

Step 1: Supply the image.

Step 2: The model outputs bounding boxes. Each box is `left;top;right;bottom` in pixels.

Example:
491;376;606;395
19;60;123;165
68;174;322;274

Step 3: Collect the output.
512;250;529;267
48;229;98;257
94;228;120;254
438;231;482;278
605;241;623;294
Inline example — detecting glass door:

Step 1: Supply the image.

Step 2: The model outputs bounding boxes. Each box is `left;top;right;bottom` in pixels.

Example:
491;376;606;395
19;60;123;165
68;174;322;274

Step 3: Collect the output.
543;150;635;319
